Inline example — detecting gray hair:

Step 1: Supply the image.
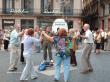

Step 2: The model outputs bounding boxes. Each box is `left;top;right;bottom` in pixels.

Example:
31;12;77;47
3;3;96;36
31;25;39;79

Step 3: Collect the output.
84;23;90;29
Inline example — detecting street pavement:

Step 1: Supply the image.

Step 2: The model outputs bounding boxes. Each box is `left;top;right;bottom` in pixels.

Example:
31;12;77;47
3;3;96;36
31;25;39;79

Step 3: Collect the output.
0;48;110;82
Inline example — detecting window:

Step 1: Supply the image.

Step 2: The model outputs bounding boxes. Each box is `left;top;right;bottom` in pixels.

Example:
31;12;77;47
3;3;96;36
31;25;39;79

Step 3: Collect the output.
103;5;105;16
109;4;110;14
21;19;34;29
41;0;53;14
21;0;34;13
2;0;15;13
60;0;73;15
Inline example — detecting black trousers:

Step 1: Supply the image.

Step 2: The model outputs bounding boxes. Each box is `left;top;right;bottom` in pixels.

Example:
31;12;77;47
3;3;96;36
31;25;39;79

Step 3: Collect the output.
4;40;9;50
20;43;24;62
101;37;104;50
70;49;77;66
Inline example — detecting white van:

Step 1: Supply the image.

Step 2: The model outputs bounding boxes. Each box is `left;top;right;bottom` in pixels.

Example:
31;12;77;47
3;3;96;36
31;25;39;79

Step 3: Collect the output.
52;19;68;33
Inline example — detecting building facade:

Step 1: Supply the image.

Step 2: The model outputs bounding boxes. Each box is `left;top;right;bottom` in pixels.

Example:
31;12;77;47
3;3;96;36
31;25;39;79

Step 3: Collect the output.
99;0;110;31
82;0;110;31
0;0;82;31
82;0;99;30
0;0;40;30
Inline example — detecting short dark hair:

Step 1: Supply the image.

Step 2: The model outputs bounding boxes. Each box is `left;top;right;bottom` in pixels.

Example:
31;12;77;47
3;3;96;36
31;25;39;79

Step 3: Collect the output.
44;26;49;31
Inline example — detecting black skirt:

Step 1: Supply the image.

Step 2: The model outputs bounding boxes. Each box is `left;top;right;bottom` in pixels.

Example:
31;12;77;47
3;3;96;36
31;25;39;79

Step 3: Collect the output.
96;43;100;49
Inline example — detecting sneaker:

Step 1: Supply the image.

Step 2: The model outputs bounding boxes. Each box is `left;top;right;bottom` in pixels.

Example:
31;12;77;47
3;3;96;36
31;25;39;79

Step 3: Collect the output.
8;67;17;71
80;70;89;74
36;51;40;53
64;81;68;82
89;69;93;72
54;78;59;82
21;62;26;64
50;60;54;63
31;77;38;80
71;64;77;67
8;69;15;71
14;67;17;70
20;79;28;81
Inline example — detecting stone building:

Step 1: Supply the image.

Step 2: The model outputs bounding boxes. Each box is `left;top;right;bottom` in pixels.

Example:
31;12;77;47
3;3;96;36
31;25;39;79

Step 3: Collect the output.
82;0;110;31
0;0;82;31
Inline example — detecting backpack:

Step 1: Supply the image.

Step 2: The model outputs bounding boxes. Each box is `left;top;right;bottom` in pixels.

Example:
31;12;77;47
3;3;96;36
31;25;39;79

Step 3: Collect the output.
38;63;46;71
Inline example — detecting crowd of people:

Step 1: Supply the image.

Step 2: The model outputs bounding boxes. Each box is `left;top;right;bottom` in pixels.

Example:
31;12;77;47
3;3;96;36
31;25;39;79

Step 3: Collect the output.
0;23;110;82
93;28;110;54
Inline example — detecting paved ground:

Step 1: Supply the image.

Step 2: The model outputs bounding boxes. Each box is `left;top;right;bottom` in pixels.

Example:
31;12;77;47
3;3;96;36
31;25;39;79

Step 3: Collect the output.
0;47;110;82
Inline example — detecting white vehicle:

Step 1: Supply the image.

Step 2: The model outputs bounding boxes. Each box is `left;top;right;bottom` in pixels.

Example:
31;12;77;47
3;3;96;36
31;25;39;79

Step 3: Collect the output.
52;19;68;33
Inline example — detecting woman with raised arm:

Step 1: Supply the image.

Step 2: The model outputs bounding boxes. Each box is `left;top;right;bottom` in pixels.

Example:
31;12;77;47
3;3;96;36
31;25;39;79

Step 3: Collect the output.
20;28;41;81
42;28;70;82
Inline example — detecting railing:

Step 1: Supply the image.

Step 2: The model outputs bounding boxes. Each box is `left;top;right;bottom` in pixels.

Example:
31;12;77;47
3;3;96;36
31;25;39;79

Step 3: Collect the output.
0;8;82;17
1;8;38;15
41;9;82;16
100;0;109;3
82;0;99;17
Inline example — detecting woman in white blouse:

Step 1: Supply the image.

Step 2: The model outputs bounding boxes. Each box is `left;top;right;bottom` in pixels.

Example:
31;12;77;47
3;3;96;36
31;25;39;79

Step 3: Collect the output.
20;28;41;80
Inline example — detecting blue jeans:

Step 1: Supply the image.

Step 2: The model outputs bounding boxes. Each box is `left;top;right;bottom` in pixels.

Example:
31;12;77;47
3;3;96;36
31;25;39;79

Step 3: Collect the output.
55;54;70;82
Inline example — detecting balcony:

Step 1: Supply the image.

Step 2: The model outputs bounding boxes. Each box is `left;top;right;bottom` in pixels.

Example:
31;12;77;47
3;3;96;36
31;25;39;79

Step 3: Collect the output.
0;8;40;16
0;8;82;17
82;0;99;17
40;9;82;17
100;0;110;4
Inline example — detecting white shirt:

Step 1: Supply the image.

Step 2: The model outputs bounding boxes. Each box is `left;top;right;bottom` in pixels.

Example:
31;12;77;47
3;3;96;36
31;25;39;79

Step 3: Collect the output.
104;32;107;39
23;35;40;55
21;34;27;43
84;29;94;44
101;32;104;37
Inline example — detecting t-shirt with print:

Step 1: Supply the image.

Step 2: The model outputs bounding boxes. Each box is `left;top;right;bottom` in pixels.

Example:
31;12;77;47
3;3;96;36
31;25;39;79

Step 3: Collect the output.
53;36;72;57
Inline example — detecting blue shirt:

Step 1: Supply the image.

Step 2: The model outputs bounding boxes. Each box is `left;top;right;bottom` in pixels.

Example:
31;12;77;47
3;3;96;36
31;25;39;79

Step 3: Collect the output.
9;29;20;47
23;35;40;55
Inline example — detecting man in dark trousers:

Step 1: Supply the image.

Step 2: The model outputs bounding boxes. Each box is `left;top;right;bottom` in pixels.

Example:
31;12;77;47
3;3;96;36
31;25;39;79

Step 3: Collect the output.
42;26;53;63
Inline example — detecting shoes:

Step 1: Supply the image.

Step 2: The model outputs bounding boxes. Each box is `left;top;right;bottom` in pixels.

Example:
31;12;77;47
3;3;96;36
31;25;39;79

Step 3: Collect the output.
71;64;77;67
80;69;93;74
64;81;68;82
31;77;38;80
20;79;28;81
50;60;54;63
89;69;93;72
14;67;17;70
9;67;17;71
36;51;40;53
21;62;26;64
54;78;59;82
80;70;89;74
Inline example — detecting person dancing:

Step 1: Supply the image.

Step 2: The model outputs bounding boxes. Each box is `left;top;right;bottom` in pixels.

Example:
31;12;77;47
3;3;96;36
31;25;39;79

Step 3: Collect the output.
20;28;41;80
